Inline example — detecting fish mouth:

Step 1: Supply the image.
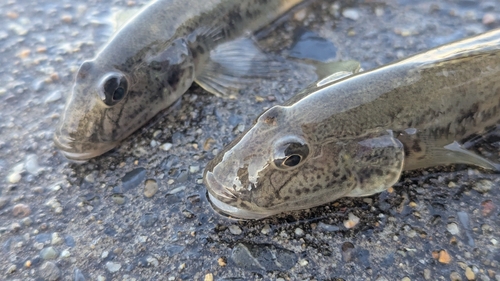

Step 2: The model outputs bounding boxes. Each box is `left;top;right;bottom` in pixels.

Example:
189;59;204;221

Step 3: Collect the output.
53;133;117;161
204;171;276;220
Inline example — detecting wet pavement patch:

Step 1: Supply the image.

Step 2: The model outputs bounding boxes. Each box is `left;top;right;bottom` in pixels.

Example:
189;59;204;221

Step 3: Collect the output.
231;242;298;272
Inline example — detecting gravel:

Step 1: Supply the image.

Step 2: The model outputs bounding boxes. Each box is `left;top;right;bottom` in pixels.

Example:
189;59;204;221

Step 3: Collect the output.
0;0;499;280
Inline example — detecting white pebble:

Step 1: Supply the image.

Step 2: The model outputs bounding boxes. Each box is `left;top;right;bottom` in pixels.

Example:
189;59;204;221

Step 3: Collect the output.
25;154;42;175
447;223;460;235
342;8;360;20
261;224;271;235
101;251;109;259
344;213;360;229
189;166;200;173
160;143;173;151
105;262;121;273
60;249;71;258
8;172;21;183
229;225;242;235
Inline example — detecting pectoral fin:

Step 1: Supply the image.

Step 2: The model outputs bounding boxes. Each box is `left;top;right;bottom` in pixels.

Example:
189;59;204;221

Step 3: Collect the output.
195;37;361;97
398;130;500;171
442;141;500;170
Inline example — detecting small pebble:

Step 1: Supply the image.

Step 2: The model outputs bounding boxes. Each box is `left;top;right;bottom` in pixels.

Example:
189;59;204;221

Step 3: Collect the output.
447;223;460;235
144;179;158;198
21;217;32;226
106;261;121;273
7;264;16;274
261;224;271;235
294;9;307;21
375;7;384;17
466;267;475;280
317;222;340;232
299;259;309;266
140;213;158;228
146;256;159;267
182;210;194;218
450;272;462;281
40;247;58;260
39;262;61;281
218;257;227;267
341;242;355;262
10;222;21;232
473;179;493;193
342;8;360;20
160;143;173;151
424;269;431;280
153;130;162;139
229;225;242;235
12;203;31;217
84;172;95;183
112;194;126;205
483;13;496;25
295;228;304;237
150;140;158;147
51;232;63;245
481;200;495;216
46;198;62;213
438;250;452;264
344;213;360;229
60;249;71;258
8;172;21;183
204;273;213;281
189;165;200;173
25;154;41;175
101;251;109;259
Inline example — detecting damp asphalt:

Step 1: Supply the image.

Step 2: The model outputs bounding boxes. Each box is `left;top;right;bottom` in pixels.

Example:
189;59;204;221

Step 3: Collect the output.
0;0;499;280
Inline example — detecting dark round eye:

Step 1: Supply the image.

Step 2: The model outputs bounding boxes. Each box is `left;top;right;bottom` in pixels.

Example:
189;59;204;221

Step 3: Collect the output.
272;138;309;170
99;73;128;106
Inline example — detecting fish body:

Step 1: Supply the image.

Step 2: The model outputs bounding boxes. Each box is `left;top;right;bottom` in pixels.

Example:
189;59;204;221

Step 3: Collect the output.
54;0;307;160
204;29;500;219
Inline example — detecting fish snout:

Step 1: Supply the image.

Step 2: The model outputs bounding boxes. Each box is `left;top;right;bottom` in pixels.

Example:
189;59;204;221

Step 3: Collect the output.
204;171;271;220
53;131;116;161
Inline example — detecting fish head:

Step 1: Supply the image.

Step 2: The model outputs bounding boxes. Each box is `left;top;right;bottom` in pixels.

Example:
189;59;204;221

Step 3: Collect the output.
54;38;195;160
204;105;405;219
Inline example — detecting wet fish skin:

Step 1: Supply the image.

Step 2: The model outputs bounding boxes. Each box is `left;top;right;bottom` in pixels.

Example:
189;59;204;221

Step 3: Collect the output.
204;29;500;219
54;0;306;160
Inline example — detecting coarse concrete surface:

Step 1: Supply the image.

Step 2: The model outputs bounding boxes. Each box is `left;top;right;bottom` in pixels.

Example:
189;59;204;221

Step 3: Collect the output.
0;0;499;280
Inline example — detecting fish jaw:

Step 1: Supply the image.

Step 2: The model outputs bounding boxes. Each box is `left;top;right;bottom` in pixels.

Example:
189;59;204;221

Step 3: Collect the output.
53;132;118;161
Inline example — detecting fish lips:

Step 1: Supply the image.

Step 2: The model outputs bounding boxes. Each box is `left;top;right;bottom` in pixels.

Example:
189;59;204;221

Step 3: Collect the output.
53;132;118;161
204;171;274;220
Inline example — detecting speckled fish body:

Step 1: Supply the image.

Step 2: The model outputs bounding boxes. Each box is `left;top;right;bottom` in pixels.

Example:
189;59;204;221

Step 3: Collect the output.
204;29;500;219
54;0;307;160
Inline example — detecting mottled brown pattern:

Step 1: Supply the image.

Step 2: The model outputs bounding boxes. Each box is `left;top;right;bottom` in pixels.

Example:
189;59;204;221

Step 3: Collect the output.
54;0;305;160
205;29;500;219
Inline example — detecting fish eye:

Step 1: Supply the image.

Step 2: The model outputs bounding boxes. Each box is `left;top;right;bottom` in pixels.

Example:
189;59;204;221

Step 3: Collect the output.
99;73;128;106
272;137;309;170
